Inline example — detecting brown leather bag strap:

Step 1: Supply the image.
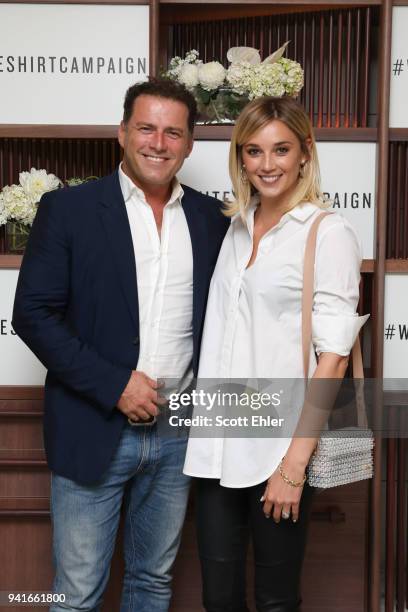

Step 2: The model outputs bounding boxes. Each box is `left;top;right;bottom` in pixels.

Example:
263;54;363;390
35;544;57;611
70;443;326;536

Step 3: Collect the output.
302;212;367;427
301;212;332;380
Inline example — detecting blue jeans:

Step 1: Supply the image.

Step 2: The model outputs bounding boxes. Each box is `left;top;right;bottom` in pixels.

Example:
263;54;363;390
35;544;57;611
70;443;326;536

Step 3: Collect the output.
50;422;191;612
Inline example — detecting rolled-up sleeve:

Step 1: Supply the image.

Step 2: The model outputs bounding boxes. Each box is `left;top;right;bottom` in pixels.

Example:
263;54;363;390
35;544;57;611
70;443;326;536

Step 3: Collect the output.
312;216;370;356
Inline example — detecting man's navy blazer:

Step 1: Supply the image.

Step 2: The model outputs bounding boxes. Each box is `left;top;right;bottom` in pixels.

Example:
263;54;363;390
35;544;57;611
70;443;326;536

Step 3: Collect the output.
12;169;230;485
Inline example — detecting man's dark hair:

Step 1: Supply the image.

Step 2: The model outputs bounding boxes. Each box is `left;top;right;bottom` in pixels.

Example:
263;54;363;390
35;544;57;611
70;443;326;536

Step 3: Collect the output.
123;77;197;134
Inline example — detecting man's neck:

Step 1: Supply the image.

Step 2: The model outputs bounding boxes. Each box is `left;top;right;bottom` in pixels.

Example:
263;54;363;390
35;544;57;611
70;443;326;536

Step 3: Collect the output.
121;163;172;208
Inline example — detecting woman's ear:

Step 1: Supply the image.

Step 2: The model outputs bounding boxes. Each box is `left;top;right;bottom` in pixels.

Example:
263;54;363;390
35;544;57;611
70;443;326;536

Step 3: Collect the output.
304;137;313;161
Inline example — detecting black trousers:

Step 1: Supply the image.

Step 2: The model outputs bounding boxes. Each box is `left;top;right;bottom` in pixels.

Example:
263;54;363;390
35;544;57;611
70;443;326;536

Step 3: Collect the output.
195;478;315;612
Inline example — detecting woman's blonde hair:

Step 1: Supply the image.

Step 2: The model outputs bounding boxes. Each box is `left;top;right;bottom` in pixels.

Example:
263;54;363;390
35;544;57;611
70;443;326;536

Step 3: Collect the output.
226;96;327;218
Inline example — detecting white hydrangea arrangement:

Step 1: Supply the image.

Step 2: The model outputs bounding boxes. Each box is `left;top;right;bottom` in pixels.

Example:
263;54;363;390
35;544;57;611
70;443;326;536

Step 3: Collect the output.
166;42;303;123
0;169;97;252
0;168;61;228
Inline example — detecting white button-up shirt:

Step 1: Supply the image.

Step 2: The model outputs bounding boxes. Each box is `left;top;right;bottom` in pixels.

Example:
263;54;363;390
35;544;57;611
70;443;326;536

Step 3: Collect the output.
184;200;369;488
119;165;193;393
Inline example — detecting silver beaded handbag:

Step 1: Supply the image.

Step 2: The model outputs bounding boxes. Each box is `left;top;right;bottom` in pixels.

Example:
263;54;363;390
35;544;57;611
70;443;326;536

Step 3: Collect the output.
302;212;374;489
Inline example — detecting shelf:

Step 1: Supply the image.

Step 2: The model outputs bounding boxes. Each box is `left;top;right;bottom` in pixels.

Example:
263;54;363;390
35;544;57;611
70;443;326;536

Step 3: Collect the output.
160;0;381;5
194;126;378;141
0;125;119;139
0;386;44;400
0;125;379;141
389;128;408;141
0;255;23;269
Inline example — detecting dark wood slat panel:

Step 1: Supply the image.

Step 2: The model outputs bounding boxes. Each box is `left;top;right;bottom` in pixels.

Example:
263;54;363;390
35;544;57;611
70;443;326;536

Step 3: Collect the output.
387;142;408;259
396;435;407;610
385;430;397;611
0;138;122;192
167;6;378;128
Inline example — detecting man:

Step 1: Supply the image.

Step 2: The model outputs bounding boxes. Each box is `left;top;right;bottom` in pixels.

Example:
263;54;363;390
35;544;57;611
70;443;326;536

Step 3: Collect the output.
12;78;229;612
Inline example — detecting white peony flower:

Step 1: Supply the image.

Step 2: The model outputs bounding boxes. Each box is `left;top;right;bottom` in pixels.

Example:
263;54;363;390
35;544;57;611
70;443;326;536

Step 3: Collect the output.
178;63;199;89
19;168;61;204
227;47;261;65
198;61;226;91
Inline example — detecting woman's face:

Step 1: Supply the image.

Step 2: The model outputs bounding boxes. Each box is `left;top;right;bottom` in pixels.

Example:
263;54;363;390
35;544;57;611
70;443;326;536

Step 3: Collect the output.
241;119;308;209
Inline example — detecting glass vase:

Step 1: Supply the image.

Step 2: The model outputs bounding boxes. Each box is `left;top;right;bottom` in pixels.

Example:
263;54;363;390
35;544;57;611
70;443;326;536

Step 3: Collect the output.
6;221;30;253
196;89;249;125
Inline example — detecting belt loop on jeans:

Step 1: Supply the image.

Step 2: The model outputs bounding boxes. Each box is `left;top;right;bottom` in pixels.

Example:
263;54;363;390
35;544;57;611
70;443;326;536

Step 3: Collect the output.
128;416;157;427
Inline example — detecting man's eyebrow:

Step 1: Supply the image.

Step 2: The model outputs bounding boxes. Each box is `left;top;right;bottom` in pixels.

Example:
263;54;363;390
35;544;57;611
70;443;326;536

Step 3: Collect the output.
133;122;184;133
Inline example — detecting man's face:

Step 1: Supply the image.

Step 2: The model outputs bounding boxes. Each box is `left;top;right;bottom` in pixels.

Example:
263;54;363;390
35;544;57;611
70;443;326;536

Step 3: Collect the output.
118;94;193;191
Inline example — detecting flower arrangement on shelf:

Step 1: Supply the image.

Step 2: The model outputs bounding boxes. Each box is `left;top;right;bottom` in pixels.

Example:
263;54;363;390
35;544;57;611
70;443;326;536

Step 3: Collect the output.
0;168;96;253
165;42;304;124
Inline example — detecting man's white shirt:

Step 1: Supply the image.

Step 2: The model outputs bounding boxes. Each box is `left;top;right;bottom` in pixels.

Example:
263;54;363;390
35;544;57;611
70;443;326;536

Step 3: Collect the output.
119;164;193;394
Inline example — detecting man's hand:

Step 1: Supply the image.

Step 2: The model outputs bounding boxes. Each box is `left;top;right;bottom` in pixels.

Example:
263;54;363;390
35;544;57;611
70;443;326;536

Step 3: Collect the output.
117;371;166;421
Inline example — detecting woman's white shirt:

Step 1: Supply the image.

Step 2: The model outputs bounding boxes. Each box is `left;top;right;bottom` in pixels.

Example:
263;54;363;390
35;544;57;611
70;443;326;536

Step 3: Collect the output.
183;200;369;488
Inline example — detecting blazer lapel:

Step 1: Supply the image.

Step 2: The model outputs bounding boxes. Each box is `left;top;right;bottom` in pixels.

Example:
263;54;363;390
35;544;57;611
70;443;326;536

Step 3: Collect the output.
98;171;139;329
181;188;209;366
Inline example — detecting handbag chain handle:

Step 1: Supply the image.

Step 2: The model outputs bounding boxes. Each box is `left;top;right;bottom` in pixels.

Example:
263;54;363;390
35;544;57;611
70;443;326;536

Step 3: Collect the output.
301;212;367;429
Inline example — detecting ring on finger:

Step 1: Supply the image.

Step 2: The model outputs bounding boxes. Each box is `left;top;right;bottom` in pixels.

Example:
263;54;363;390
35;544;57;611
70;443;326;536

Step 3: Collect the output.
282;510;290;520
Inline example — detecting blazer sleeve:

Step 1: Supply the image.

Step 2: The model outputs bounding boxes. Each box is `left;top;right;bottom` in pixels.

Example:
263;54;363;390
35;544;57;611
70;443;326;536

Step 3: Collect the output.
12;190;132;415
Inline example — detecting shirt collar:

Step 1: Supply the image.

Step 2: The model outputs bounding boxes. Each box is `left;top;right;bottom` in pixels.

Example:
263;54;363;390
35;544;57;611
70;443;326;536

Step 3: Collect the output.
287;201;320;222
118;162;184;207
239;196;320;225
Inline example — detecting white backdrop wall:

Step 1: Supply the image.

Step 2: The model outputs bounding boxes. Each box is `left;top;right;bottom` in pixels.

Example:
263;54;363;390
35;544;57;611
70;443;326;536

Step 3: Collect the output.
0;3;149;125
383;274;408;385
0;270;46;385
390;6;408;128
178;141;376;259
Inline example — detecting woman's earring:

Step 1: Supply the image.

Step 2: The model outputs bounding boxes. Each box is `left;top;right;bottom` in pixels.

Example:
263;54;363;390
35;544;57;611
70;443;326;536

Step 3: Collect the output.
240;165;248;184
299;161;306;179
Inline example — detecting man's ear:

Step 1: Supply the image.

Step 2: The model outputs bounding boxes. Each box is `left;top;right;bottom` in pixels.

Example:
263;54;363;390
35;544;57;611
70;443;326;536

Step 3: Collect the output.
118;121;126;149
185;136;194;159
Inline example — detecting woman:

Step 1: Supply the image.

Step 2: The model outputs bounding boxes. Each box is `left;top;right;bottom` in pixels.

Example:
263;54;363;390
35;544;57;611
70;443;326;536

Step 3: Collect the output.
183;96;368;611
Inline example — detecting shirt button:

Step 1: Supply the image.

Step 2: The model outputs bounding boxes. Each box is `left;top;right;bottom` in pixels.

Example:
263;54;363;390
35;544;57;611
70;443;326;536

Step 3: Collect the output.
132;336;140;345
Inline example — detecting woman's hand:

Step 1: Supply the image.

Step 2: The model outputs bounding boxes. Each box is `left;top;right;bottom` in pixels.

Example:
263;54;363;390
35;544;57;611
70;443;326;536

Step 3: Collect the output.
261;460;306;523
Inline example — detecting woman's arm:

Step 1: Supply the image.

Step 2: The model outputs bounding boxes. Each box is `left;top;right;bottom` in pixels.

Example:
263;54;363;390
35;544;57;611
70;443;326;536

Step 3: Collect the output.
262;216;368;522
261;352;349;522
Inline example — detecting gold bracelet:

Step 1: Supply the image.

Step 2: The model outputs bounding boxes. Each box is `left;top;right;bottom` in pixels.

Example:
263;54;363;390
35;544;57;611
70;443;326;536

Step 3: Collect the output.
278;457;306;488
